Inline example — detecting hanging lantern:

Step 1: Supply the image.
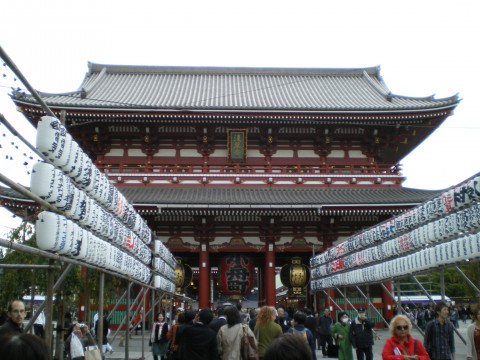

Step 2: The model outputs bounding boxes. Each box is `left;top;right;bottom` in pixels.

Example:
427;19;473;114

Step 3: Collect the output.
280;257;310;295
219;254;254;298
175;257;192;293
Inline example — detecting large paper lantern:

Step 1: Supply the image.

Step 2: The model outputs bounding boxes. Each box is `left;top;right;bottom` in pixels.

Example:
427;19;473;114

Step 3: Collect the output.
175;257;193;292
219;254;254;297
280;257;310;295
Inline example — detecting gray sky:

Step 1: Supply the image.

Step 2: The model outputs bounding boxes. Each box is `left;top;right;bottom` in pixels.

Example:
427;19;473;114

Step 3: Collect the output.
1;0;479;236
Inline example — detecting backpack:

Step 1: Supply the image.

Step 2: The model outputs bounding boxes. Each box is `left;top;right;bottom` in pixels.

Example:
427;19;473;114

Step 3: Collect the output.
292;328;308;340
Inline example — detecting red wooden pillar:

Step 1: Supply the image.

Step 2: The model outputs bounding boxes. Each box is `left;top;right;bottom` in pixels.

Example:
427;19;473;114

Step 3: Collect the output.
382;280;394;325
198;243;210;308
265;243;276;306
327;288;336;320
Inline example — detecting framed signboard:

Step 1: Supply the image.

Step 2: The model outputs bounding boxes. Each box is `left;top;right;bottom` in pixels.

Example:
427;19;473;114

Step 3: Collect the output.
227;129;247;162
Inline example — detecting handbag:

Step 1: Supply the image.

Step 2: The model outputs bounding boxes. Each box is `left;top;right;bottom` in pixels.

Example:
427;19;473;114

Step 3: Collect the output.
84;348;102;360
240;324;259;360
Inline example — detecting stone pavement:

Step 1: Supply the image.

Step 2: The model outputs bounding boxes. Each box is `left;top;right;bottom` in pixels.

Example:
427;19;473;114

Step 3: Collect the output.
105;321;470;360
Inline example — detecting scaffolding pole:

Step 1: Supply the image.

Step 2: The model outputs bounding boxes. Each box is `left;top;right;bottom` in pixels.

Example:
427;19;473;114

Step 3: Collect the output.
354;285;389;327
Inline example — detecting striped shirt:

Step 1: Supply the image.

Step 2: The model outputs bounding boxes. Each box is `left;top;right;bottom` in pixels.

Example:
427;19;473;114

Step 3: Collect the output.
424;319;455;360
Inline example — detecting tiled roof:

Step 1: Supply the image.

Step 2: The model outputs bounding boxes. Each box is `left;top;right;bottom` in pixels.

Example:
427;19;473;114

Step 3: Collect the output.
117;186;441;207
0;185;441;208
12;64;459;112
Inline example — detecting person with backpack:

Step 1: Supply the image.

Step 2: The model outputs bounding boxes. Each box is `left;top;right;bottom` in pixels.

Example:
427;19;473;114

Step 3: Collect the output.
287;311;316;360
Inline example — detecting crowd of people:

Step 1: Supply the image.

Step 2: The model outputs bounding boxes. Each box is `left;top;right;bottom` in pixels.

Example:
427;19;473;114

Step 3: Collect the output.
149;302;317;360
1;299;480;360
0;299;113;360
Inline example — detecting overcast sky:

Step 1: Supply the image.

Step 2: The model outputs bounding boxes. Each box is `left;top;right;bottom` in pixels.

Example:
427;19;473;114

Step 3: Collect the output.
1;0;479;236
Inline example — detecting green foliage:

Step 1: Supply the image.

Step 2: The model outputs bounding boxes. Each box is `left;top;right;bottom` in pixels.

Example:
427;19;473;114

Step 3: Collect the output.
0;223;40;309
0;223;83;312
402;261;480;301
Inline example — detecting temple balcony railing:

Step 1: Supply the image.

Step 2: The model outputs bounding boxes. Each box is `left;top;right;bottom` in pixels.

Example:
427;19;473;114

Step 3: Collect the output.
100;163;405;186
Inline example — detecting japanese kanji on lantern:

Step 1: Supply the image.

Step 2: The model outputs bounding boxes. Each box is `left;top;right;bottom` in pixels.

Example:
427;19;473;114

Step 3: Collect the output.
280;257;310;295
219;254;254;297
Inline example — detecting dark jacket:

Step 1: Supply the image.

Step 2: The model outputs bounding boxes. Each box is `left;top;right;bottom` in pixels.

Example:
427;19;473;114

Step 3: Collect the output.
95;316;110;345
0;318;24;337
305;315;317;337
318;315;333;336
179;322;218;360
349;317;374;349
208;316;227;334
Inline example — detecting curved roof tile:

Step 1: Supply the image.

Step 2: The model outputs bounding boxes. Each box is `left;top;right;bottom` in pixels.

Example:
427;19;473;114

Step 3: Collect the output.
12;64;459;112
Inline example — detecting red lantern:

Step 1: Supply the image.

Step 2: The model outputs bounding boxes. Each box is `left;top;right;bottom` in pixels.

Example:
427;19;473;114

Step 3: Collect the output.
219;254;254;297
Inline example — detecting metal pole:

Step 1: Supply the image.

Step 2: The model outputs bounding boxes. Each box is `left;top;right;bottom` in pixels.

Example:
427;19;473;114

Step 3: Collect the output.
440;268;446;302
25;264;75;331
142;287;147;360
411;276;466;344
381;281;425;337
125;281;131;360
411;276;437;305
0;113;40;156
97;273;105;351
322;290;343;311
335;287;357;313
454;265;480;296
354;285;389;327
45;259;55;360
0;46;55;117
0;264;59;269
0;238;161;290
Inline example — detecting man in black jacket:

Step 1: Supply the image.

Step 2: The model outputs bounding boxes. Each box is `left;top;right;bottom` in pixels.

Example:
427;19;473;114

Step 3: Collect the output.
0;300;25;338
208;305;228;334
349;308;374;360
317;308;334;357
178;308;218;360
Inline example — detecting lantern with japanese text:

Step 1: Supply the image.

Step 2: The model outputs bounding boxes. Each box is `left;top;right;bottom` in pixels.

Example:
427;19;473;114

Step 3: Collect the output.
280;257;310;295
219;254;254;297
175;257;193;293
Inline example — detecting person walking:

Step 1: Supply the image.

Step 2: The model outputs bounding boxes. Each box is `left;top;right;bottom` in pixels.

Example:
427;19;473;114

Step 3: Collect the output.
461;306;469;324
423;306;435;326
0;300;25;337
178;308;218;360
318;308;334;357
287;311;317;360
275;306;291;333
424;302;455;360
150;313;169;360
332;311;353;360
349;308;374;360
449;307;459;329
466;308;480;360
381;314;429;360
254;306;282;359
217;305;257;360
166;311;185;360
33;306;46;338
94;312;110;359
209;306;228;334
66;322;86;360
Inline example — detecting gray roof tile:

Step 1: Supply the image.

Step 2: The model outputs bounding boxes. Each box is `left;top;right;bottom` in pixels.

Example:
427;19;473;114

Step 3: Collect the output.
0;186;441;208
116;186;442;206
13;64;459;112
